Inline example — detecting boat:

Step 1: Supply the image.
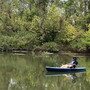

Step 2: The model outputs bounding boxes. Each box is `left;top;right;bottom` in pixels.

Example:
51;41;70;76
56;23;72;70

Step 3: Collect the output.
46;66;86;72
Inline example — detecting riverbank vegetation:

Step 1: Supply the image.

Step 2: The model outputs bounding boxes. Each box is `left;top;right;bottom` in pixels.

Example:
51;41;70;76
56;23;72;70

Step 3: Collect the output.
0;0;90;52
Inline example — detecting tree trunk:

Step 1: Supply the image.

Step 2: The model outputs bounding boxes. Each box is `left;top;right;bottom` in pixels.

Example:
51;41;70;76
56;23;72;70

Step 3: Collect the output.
83;0;87;16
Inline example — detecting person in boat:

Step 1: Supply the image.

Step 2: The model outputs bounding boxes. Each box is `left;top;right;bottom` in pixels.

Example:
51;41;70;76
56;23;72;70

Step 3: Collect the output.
60;56;78;68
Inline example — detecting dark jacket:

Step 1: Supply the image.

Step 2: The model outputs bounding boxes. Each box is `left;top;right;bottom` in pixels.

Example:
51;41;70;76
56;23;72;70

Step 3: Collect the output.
70;60;78;65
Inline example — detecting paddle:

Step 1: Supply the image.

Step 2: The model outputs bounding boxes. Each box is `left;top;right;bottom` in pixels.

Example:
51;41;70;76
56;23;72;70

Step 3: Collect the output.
56;63;82;67
56;63;62;65
76;65;82;67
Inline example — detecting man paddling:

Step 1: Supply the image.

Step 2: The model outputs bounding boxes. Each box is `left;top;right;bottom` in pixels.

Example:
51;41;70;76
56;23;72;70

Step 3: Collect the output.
61;56;78;68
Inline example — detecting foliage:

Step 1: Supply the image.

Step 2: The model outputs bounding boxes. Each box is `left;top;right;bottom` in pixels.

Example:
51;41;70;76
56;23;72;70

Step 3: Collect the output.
85;24;90;49
0;0;90;52
39;4;61;43
0;31;38;51
70;31;86;51
42;42;59;52
55;22;76;44
75;14;90;31
70;24;90;52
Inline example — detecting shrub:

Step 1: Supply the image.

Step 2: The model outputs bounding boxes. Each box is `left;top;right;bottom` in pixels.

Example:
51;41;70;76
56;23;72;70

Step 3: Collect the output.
42;42;59;52
0;31;39;51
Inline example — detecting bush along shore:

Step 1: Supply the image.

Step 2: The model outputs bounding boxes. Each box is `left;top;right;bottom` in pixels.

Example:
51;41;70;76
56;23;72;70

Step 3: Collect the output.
0;1;90;53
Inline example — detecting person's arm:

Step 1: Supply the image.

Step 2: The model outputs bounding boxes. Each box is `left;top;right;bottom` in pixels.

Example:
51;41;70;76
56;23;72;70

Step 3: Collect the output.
69;61;74;65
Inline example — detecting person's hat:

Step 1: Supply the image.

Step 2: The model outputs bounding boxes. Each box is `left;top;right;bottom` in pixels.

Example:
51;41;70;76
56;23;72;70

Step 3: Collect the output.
73;56;77;59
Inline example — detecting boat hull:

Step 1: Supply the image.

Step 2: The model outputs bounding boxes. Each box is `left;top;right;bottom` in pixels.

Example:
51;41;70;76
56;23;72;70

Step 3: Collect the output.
46;66;86;72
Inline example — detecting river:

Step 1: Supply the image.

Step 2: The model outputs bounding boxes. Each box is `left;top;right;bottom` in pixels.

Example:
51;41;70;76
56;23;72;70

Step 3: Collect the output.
0;52;90;90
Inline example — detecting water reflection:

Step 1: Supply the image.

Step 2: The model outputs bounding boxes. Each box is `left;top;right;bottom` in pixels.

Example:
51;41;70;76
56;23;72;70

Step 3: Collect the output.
46;71;86;83
0;53;89;90
8;78;16;90
64;73;79;83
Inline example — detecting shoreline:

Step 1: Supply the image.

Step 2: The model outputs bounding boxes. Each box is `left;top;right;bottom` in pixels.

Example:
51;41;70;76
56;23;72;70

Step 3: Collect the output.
0;50;90;54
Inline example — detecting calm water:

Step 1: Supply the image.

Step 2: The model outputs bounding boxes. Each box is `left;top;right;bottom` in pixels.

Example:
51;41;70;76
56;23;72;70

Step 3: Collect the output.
0;52;90;90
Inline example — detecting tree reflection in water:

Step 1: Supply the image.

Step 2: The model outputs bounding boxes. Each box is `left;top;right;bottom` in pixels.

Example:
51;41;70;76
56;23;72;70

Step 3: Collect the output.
0;53;89;90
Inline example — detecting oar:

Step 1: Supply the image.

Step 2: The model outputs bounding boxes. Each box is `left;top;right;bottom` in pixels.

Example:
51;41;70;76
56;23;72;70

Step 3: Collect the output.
76;65;82;67
56;63;60;65
56;63;64;65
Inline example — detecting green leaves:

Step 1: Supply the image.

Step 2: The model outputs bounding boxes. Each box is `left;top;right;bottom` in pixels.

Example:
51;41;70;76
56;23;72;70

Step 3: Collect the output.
0;31;39;51
0;0;90;52
42;42;59;52
85;25;90;49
